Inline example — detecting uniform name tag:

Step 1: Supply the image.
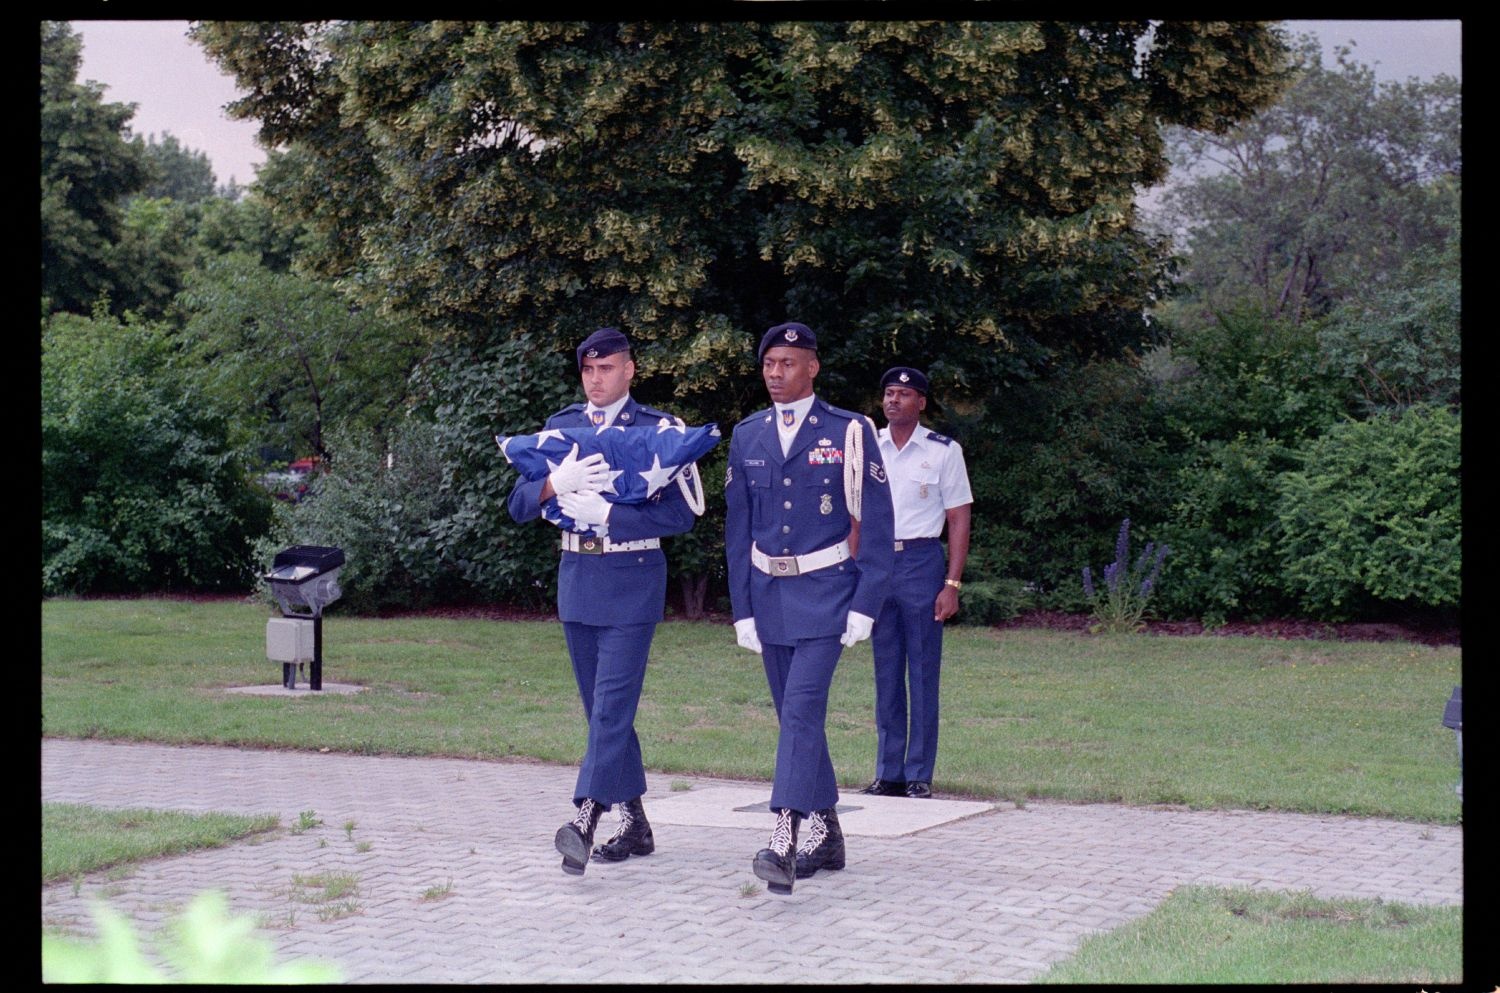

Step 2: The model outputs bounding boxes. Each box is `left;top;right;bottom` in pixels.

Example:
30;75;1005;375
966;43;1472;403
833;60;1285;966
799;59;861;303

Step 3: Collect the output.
808;447;844;465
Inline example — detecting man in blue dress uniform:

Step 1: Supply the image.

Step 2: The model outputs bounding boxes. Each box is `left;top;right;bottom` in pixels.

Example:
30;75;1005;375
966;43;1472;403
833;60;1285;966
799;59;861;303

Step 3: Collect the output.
724;322;896;894
506;327;699;875
859;367;972;800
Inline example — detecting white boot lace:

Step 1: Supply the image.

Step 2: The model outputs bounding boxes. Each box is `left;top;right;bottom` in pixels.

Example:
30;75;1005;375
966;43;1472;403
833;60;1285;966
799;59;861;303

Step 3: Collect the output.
797;810;827;854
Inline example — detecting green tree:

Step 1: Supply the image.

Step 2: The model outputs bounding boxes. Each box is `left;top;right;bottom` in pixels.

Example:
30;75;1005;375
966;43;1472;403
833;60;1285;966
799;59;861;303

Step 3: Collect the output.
42;311;273;595
193;19;1291;612
115;196;201;320
177;253;430;464
1315;193;1461;414
193;20;1289;420
1157;34;1460;326
137;131;218;203
191;189;303;273
41;20;152;315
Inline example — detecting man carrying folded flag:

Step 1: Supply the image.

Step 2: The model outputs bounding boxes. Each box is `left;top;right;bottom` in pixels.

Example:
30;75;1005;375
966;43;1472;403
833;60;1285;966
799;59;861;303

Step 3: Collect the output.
503;327;715;875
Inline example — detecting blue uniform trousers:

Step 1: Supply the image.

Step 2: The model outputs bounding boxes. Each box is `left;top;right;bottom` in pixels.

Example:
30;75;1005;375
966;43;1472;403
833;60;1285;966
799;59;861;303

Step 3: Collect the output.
871;540;946;784
562;620;654;808
761;635;843;815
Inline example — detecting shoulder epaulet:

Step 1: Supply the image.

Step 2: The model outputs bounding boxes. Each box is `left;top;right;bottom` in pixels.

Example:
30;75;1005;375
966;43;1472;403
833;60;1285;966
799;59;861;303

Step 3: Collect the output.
926;431;954;446
815;398;865;424
627;404;679;425
736;407;772;428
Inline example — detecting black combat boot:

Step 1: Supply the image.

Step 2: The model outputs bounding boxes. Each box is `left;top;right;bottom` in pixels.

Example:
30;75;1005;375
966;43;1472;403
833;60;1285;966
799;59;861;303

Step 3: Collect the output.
794;805;846;878
752;807;802;895
591;796;655;862
555;797;603;875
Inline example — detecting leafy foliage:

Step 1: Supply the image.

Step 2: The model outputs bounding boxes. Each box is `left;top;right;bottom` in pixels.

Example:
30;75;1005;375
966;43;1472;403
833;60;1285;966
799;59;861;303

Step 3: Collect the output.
1157;34;1460;326
40;21;152;316
1149;433;1295;624
42;312;273;595
177;253;429;463
1274;405;1460;620
137;131;218;203
1316;208;1461;415
193;20;1291;428
42;891;340;983
253;419;470;614
962;358;1176;605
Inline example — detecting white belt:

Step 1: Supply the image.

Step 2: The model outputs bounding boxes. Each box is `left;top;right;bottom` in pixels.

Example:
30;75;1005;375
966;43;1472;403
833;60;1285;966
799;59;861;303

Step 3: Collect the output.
560;533;661;555
752;540;850;577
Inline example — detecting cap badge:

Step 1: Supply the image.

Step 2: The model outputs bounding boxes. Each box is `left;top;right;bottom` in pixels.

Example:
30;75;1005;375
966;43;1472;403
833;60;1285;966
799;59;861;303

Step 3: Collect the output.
899;371;910;383
586;347;599;358
784;329;799;342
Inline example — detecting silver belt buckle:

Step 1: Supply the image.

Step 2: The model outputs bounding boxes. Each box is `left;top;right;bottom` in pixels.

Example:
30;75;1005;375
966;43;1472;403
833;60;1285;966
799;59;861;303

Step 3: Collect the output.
578;537;603;555
767;555;800;576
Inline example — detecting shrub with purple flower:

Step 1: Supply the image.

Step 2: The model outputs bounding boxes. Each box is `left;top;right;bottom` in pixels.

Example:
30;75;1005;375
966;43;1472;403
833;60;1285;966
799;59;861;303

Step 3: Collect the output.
1081;518;1169;633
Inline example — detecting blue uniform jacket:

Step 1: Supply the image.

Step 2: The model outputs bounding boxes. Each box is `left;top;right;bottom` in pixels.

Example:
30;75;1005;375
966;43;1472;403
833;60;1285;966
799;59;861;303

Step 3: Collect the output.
507;398;697;626
724;396;895;645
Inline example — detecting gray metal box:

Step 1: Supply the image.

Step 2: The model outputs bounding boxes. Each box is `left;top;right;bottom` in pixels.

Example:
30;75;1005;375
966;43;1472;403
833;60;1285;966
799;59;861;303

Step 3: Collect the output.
267;617;315;663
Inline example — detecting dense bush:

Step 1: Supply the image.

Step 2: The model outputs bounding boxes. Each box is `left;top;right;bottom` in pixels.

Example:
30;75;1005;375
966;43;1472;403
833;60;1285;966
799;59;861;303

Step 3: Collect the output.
1150;434;1297;625
254;419;471;614
408;334;594;609
1275;404;1460;620
1316;237;1461;416
42;312;273;595
962;358;1175;608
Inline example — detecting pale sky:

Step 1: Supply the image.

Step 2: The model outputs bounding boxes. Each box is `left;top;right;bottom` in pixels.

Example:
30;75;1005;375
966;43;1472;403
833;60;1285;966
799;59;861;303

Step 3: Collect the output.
70;19;1463;190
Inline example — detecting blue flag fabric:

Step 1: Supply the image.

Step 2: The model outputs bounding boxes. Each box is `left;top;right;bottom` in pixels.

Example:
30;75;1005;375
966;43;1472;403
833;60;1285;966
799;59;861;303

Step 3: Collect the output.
497;421;721;531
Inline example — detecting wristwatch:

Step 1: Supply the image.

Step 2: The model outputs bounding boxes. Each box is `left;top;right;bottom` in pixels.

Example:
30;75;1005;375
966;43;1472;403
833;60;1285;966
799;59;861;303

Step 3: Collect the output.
943;579;962;590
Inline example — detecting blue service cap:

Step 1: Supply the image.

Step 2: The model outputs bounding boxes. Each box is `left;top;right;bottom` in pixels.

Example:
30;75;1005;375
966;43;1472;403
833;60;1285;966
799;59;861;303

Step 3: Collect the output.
758;322;818;361
881;366;930;395
576;327;631;369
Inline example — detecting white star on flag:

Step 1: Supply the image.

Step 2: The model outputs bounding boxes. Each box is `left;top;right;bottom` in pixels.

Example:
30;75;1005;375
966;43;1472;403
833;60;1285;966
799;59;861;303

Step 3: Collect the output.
637;454;681;497
656;416;687;434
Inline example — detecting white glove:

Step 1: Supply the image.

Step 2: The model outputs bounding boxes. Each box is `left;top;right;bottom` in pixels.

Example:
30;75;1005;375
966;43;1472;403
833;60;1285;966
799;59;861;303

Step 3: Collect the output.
549;444;610;496
557;490;613;529
734;618;763;654
840;611;875;647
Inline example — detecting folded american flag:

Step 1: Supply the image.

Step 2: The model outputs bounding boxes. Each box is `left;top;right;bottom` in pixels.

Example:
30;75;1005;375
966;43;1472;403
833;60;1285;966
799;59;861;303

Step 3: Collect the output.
497;420;721;530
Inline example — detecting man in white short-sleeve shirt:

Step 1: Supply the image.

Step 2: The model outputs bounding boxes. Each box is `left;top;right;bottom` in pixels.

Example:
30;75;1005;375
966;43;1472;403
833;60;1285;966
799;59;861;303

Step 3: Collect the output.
857;366;972;801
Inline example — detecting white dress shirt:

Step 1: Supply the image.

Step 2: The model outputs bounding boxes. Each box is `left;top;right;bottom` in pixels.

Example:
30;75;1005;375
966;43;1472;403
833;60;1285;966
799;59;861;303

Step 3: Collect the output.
876;424;973;540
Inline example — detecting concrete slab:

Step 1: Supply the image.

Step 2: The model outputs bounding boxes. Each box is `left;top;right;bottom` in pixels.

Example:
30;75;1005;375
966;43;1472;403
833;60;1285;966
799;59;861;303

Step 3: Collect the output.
222;682;366;697
644;784;1002;837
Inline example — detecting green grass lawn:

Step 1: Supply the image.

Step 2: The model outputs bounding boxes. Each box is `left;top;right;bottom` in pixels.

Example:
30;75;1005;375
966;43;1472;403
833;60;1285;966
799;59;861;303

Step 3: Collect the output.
1037;886;1462;984
42;803;279;882
41;598;1462;823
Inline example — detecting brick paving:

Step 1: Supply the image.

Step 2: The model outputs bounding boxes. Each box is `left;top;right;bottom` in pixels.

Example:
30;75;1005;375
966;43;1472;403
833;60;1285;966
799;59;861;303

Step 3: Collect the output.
42;738;1462;984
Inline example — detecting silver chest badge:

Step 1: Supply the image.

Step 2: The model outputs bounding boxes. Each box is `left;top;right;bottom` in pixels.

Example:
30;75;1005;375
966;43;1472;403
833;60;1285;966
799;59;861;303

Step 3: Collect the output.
820;494;833;515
